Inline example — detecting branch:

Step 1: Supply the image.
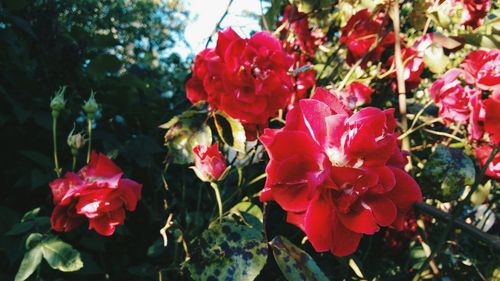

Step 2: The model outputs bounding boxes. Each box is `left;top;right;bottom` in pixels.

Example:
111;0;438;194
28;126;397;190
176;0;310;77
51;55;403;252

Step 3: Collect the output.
205;0;235;48
414;202;500;253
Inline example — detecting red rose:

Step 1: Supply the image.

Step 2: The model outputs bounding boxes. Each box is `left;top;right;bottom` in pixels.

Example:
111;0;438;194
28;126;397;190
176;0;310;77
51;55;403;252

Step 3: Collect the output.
49;152;142;236
192;142;227;182
387;47;425;91
342;82;374;109
468;90;486;141
484;96;500;145
259;88;422;256
288;55;316;108
186;28;295;140
339;9;394;68
475;144;500;181
462;49;500;92
461;0;491;29
279;5;324;56
430;69;474;123
185;49;224;106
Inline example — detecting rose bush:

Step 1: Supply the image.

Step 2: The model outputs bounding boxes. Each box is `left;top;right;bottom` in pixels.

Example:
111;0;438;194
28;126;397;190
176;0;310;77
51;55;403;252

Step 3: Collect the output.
4;1;500;281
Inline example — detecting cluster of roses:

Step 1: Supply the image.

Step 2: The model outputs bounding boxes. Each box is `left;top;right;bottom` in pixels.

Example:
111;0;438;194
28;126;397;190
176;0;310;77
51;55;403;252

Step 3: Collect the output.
186;27;296;140
259;88;422;256
431;49;499;181
49;152;142;236
277;5;324;106
340;9;425;93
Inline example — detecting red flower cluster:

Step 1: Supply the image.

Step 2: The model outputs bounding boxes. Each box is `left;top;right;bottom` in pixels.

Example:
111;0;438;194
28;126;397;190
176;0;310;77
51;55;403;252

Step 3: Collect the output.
461;0;492;29
260;88;422;256
49;152;142;236
386;47;425;91
431;49;499;180
192;142;227;182
340;9;394;68
431;50;500;145
278;5;325;106
186;28;295;140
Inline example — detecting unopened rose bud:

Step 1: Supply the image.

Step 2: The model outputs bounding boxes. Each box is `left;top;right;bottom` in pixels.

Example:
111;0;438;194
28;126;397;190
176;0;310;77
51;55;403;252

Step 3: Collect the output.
50;86;67;118
83;91;99;119
191;142;227;182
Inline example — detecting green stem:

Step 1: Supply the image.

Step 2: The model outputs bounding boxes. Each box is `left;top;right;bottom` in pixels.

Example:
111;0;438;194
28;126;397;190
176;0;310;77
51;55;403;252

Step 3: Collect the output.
210;182;223;223
52;115;61;177
86;118;92;163
72;155;77;171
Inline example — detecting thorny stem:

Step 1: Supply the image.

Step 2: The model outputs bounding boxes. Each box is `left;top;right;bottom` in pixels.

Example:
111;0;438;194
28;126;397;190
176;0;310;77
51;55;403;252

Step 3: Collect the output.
52;115;61;177
210;182;223;223
391;0;411;170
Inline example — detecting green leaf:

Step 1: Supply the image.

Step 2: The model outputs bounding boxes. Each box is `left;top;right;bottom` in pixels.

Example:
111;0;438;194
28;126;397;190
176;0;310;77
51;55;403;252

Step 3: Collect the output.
41;238;83;272
22;208;41;222
6;221;34;236
25;233;44;250
229;202;263;229
187;221;268;281
270;236;328;281
460;33;500;49
421;145;476;201
15;245;43;281
163;111;212;164
214;111;246;153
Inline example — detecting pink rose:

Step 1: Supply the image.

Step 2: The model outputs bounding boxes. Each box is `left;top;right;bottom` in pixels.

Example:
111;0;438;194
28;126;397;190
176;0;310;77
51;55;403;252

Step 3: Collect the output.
192;142;227;182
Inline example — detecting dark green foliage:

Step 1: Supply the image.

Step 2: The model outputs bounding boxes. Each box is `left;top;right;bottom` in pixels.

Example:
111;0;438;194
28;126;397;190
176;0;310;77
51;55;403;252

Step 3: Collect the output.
421;145;476;201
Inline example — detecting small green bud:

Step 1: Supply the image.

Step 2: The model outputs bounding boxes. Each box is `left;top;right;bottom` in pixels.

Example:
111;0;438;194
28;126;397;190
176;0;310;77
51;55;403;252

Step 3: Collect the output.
83;91;99;119
50;86;67;117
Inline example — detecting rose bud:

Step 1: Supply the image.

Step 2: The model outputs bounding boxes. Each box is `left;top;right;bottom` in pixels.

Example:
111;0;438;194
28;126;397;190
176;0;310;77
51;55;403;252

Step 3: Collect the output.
192;143;227;182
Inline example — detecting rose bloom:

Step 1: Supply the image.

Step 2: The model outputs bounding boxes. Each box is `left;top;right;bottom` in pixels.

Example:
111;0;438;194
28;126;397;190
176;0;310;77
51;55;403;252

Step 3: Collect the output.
461;49;500;93
49;152;142;236
430;69;476;123
387;47;425;91
475;144;500;181
259;87;422;256
484;96;500;145
340;9;395;68
185;28;295;140
288;54;317;108
192;142;227;182
279;5;324;56
468;90;486;141
461;0;492;29
343;82;374;109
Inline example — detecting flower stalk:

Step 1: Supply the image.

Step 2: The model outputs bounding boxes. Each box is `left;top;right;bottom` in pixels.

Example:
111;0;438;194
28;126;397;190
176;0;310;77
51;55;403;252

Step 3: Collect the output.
50;86;66;177
210;182;223;223
83;91;99;163
390;0;411;170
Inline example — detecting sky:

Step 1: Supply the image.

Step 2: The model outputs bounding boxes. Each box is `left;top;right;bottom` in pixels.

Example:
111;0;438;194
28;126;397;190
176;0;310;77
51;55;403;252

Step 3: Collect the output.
173;0;268;57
